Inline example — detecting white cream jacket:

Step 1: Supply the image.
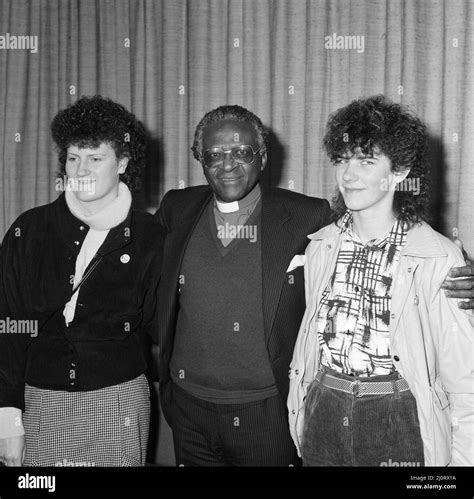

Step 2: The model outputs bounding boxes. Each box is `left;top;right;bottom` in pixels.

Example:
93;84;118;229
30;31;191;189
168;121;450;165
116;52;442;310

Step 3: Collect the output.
288;222;474;466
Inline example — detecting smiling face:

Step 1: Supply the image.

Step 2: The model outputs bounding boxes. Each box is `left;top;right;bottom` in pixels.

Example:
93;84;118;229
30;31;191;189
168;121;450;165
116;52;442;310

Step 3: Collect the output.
65;142;128;212
335;148;408;217
201;120;267;202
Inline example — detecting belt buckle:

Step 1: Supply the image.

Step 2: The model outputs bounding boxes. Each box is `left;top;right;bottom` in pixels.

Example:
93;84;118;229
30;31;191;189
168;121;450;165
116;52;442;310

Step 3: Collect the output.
352;380;363;397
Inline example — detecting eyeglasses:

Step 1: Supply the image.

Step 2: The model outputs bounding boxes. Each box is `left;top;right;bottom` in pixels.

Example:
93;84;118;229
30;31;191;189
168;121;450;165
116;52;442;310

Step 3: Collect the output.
201;145;263;169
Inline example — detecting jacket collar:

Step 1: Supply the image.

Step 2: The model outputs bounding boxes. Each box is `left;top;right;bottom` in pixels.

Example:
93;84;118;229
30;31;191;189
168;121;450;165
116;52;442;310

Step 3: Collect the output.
308;221;447;258
400;222;447;257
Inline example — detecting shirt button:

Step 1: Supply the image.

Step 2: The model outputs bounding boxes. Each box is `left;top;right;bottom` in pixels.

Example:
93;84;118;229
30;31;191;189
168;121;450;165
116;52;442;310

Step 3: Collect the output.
79;226;85;231
355;286;359;292
291;409;296;414
74;240;80;246
295;369;299;375
391;313;396;320
414;296;419;305
394;355;400;361
327;244;332;249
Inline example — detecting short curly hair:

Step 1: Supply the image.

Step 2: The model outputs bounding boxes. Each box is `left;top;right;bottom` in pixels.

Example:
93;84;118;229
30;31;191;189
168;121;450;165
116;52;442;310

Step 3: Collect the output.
323;94;430;226
51;95;147;192
191;104;269;161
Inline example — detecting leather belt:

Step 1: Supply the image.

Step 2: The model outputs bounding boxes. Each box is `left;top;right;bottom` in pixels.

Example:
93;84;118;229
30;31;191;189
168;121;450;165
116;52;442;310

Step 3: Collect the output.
315;370;410;397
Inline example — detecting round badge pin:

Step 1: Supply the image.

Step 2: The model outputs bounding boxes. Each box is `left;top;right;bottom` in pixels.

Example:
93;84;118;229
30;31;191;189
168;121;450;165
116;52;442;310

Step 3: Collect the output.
120;254;130;264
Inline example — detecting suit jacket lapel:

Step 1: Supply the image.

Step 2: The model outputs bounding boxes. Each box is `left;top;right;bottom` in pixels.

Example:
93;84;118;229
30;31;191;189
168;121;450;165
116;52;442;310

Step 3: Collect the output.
260;187;294;344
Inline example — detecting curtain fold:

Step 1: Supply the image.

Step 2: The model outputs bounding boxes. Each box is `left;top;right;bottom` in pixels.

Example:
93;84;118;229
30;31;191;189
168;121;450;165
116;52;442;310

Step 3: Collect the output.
0;0;472;249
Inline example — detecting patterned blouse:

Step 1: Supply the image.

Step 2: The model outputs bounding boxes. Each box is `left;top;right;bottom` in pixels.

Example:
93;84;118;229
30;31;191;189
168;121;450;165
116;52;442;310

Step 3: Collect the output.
315;211;408;376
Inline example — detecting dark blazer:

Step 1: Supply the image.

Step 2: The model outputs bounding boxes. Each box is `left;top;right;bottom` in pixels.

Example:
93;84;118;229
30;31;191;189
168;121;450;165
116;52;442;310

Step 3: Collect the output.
156;184;331;425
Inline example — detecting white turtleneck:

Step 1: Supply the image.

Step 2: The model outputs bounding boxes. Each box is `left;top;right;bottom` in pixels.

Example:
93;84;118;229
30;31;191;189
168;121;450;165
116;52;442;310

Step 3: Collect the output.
63;182;132;326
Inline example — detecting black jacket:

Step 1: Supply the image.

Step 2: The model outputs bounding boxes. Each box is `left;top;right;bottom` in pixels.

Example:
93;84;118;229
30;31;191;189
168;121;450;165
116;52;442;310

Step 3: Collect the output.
0;194;163;410
155;184;331;425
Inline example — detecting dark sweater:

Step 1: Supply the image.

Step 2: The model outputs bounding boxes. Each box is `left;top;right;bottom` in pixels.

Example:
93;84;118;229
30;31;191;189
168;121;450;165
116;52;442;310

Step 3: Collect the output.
170;201;278;403
156;185;332;425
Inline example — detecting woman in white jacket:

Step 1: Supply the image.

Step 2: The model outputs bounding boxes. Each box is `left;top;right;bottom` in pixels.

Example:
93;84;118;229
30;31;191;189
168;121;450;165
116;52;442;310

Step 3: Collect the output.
288;95;473;466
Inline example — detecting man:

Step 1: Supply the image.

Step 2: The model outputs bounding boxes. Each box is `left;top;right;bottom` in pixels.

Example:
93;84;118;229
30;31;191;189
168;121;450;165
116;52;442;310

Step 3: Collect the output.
155;104;474;467
155;105;330;466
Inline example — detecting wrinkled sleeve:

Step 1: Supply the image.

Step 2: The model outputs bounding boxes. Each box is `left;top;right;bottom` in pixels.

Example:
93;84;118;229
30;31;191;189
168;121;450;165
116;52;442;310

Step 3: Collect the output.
0;223;30;410
141;229;164;351
429;250;474;466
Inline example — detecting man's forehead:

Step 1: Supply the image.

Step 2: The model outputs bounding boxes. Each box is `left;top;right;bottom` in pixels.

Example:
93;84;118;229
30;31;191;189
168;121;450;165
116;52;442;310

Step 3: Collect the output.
202;119;256;145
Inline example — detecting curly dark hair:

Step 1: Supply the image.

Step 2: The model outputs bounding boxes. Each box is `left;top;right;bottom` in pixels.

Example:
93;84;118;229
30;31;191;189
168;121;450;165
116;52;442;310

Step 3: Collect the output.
51;95;147;192
323;94;430;226
191;104;269;161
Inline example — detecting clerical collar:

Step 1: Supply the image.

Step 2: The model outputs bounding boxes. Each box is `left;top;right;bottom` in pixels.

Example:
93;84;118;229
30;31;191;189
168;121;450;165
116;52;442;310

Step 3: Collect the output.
215;184;261;213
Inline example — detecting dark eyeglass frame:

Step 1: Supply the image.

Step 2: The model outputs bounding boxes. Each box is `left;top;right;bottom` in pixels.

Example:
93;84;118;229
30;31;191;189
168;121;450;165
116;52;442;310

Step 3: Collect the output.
200;144;263;169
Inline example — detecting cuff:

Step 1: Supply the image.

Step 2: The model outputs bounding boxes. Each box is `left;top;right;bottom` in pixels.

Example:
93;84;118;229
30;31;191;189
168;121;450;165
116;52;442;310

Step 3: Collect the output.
0;407;24;438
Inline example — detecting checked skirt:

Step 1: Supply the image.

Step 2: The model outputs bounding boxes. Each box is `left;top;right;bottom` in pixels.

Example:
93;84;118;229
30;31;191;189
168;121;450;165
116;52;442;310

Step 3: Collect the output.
23;374;150;467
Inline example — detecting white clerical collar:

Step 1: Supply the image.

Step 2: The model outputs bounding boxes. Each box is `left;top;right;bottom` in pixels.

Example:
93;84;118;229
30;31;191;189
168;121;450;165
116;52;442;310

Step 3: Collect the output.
215;184;261;213
215;199;240;213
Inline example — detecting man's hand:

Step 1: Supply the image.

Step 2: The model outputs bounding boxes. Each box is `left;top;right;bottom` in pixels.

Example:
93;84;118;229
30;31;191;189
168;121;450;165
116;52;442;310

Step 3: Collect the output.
0;435;25;466
441;238;474;310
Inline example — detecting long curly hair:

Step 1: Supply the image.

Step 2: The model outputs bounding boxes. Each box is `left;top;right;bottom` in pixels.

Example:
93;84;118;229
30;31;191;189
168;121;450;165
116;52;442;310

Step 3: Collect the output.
191;104;269;161
51;95;147;192
323;95;430;226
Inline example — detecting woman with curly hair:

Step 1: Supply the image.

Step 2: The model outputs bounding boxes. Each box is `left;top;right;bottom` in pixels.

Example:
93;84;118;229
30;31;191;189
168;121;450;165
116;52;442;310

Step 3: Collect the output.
288;95;473;466
0;95;163;466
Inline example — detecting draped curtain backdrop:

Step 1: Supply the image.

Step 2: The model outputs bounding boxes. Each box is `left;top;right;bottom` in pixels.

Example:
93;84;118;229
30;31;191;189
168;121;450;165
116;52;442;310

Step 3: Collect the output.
1;0;473;248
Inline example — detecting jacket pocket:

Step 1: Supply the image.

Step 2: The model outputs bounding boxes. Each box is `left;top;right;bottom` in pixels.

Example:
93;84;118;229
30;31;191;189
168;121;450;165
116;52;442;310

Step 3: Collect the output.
429;382;452;466
432;378;450;410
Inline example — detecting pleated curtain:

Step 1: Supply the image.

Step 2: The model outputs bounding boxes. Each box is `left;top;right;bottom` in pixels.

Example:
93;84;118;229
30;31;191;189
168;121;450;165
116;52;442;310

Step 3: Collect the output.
0;0;473;249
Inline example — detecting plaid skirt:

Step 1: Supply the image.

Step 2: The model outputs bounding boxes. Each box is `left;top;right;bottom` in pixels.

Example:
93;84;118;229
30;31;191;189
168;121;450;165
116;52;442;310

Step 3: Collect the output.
23;374;150;467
